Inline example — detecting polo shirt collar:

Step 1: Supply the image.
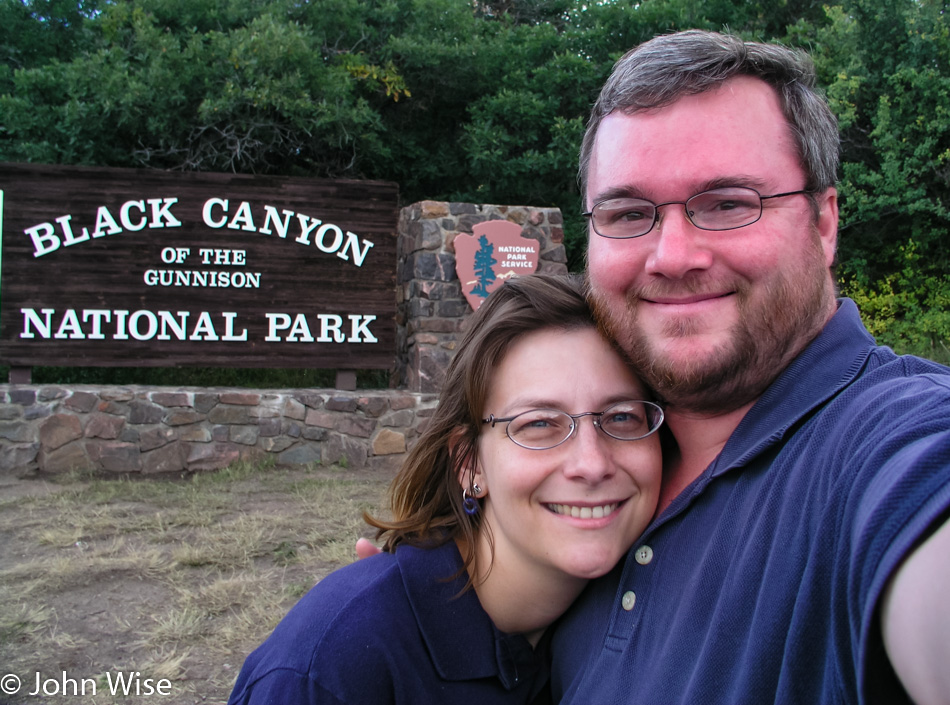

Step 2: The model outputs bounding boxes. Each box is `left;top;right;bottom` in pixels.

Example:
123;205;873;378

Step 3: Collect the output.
716;297;875;474
396;541;547;690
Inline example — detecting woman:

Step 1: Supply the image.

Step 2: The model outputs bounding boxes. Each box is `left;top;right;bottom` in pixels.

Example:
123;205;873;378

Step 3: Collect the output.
228;274;663;704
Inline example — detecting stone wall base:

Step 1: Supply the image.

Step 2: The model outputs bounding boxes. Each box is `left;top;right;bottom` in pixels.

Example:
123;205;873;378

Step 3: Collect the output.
0;385;438;478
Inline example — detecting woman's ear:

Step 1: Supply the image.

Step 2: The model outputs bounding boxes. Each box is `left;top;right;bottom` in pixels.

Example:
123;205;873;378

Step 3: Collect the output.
450;427;486;496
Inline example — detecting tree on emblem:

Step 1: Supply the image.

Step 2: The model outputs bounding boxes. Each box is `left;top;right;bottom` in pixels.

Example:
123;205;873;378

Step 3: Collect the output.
470;234;497;298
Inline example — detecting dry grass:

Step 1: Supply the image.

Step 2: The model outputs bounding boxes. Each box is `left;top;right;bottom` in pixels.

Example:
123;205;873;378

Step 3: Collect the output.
0;459;391;704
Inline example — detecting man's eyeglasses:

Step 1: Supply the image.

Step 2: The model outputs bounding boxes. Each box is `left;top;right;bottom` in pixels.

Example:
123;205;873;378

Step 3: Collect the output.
482;400;664;451
583;187;811;239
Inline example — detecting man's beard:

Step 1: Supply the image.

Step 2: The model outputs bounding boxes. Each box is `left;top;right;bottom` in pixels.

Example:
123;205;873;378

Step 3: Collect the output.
591;236;833;415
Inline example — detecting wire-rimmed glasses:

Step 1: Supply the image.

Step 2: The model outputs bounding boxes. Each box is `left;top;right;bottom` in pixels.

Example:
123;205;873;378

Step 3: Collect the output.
482;400;664;451
583;186;811;239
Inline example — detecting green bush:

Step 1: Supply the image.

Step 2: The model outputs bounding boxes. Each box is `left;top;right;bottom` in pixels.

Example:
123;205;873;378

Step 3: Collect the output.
840;239;950;365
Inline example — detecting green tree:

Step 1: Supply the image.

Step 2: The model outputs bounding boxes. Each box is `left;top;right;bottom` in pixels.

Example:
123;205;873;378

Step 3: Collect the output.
0;0;103;92
793;0;950;360
470;234;498;298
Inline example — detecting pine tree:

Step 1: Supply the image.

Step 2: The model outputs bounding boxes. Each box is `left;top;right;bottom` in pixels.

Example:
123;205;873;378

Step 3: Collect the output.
470;235;497;298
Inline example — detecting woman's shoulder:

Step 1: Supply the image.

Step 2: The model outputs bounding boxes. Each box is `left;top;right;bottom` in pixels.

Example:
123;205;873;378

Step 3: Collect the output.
229;541;551;704
229;543;464;704
273;550;411;655
306;540;461;629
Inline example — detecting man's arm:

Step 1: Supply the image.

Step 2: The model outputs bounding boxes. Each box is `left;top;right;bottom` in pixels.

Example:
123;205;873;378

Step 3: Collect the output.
356;537;381;560
881;515;950;705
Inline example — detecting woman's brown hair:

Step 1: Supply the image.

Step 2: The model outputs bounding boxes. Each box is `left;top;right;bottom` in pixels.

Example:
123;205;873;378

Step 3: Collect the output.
366;273;599;580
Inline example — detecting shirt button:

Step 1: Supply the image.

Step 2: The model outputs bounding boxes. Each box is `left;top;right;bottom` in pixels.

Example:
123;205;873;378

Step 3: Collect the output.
621;591;636;611
635;545;654;565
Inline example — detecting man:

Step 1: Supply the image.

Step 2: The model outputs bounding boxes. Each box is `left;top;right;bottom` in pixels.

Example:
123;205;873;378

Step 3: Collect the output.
550;30;950;704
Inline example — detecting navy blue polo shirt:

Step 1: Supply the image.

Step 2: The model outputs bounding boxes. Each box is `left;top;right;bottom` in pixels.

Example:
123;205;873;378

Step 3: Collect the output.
229;540;550;705
551;298;950;705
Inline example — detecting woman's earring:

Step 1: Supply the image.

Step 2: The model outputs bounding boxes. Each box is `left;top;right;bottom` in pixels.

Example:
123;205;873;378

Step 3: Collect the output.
462;487;480;515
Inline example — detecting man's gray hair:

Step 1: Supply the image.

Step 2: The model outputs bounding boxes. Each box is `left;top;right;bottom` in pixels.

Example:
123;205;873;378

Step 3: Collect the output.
579;30;839;203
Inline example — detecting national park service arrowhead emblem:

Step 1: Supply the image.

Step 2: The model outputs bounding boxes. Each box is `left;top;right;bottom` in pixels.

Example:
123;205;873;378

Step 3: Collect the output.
454;221;540;311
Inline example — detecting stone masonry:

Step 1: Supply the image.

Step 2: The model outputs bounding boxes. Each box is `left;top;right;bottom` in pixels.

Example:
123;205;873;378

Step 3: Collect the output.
395;201;568;393
0;385;437;478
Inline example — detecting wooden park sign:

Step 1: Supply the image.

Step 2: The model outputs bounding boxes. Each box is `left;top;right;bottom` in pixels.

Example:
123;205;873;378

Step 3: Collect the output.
0;163;398;370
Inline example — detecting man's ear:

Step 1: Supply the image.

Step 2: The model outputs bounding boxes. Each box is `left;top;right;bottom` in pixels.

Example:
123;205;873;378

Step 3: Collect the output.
450;427;485;496
815;186;839;268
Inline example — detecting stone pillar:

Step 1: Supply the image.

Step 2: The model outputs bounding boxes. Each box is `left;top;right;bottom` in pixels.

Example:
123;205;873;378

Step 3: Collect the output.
395;201;568;393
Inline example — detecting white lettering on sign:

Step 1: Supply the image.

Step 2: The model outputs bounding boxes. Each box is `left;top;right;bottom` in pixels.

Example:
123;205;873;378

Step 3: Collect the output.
25;198;182;257
201;199;374;266
143;269;262;288
24;196;375;268
197;248;246;265
264;313;378;343
494;243;539;269
160;247;191;264
19;309;378;344
20;308;247;342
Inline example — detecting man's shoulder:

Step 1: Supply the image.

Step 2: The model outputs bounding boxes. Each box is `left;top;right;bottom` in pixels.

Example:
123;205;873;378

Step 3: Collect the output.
835;298;950;393
865;342;950;378
790;343;950;547
788;344;950;470
844;345;950;417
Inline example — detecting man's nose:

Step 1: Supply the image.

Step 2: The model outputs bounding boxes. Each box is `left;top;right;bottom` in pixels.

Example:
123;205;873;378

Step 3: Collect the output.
645;204;714;279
